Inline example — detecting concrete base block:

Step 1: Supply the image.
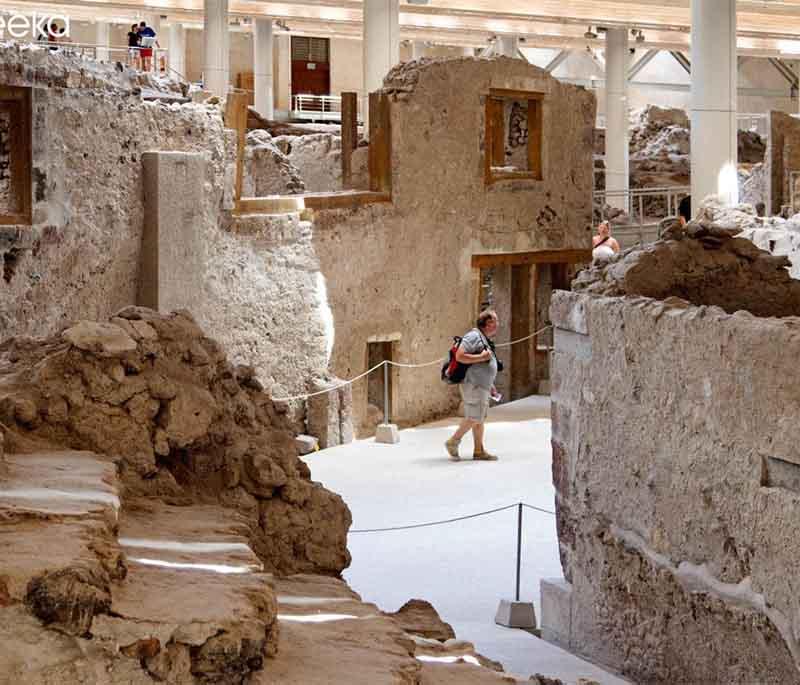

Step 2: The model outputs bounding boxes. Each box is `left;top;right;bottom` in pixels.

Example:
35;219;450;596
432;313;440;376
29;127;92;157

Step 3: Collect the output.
375;423;400;444
295;434;319;455
494;599;536;628
540;577;573;648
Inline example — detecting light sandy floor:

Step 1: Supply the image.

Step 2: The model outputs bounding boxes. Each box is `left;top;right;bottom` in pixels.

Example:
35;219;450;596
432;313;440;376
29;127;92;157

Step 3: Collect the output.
303;396;629;684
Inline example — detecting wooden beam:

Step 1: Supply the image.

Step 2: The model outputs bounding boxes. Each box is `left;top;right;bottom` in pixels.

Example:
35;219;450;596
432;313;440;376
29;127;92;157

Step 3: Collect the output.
489;88;544;101
471;249;591;268
368;92;392;195
510;264;531;400
235;191;391;215
304;191;391;210
224;91;249;203
341;91;358;190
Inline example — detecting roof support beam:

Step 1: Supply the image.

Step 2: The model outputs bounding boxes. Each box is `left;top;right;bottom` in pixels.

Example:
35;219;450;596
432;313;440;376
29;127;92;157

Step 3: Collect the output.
768;57;799;89
669;50;691;73
544;48;571;73
627;49;659;80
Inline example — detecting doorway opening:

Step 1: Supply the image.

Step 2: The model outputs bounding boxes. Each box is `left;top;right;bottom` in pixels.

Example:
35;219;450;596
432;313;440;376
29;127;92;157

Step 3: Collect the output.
367;340;395;426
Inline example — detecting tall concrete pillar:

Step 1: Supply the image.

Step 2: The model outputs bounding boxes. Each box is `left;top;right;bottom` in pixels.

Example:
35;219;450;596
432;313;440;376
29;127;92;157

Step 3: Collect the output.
204;0;230;97
94;21;109;62
691;0;738;207
168;23;186;78
363;0;399;96
253;18;274;119
498;35;519;57
605;28;629;211
412;41;426;60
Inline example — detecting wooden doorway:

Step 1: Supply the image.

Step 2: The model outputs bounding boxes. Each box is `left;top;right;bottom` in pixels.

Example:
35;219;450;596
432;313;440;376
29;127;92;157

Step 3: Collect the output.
291;36;331;104
471;249;591;399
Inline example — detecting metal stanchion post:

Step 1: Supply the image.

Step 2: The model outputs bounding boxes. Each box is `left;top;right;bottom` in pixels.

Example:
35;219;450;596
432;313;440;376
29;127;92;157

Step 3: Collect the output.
375;360;400;444
515;502;522;602
383;361;390;424
495;502;536;629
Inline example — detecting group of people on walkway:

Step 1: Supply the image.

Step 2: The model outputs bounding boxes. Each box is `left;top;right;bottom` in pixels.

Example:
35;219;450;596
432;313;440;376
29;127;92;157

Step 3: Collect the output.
127;21;158;72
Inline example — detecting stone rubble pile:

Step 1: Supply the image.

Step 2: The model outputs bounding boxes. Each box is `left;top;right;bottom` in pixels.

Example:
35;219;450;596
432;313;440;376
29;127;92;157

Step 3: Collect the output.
0;307;351;576
574;200;800;317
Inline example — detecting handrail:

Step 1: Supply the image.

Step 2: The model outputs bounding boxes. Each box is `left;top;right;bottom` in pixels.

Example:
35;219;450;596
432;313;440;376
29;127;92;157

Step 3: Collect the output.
593;185;690;231
291;93;363;123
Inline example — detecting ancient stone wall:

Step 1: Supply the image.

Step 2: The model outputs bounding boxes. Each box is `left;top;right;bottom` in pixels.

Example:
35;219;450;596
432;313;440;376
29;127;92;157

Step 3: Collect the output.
312;57;595;428
548;231;800;683
0;48;332;411
0;86;226;339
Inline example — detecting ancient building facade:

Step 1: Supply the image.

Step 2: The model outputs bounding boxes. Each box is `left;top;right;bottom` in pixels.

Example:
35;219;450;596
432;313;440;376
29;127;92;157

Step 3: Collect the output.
307;57;595;430
0;48;594;437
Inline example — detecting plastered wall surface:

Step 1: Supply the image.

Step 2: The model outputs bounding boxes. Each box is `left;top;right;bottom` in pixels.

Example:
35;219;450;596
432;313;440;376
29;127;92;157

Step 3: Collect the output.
0;55;221;339
549;227;800;682
312;57;595;428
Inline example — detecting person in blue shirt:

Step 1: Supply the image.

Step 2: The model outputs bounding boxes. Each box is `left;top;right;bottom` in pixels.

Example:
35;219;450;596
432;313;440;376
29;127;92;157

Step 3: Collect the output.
138;21;157;72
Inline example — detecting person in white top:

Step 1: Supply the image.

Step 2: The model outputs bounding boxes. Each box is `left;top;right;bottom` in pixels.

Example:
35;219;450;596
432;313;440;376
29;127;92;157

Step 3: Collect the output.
592;221;620;262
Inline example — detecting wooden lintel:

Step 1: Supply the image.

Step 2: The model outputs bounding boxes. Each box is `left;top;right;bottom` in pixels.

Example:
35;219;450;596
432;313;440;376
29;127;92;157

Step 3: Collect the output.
304;191;391;210
488;88;544;101
471;249;591;269
235;191;391;215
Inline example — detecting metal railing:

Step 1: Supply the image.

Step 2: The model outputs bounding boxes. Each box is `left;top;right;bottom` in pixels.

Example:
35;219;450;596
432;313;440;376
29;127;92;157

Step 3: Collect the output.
28;40;169;75
593;185;690;248
596;111;769;136
291;94;362;123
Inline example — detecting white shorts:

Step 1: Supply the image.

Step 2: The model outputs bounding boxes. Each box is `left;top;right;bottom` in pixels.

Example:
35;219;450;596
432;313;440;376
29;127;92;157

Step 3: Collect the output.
460;382;490;422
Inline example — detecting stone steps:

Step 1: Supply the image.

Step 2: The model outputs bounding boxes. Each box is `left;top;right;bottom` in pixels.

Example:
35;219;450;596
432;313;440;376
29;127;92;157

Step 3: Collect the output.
97;499;279;683
0;450;123;636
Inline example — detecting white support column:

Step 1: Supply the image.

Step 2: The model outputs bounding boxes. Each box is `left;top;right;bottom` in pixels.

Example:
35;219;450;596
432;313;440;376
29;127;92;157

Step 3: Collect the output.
691;0;737;208
94;21;109;62
497;35;519;57
363;0;399;95
204;0;230;97
253;18;274;119
459;46;474;57
168;23;186;78
412;41;426;60
605;28;629;211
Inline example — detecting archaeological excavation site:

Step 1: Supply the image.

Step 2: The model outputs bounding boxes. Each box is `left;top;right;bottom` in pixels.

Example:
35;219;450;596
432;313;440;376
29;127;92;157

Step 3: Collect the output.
4;1;800;683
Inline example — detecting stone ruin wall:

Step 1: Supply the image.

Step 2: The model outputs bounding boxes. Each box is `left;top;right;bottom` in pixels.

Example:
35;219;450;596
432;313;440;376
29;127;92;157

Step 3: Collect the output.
547;225;800;683
0;47;332;426
309;57;595;430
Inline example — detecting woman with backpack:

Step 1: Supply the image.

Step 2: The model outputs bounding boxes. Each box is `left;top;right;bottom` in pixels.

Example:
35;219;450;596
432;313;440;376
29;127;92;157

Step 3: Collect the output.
444;309;501;462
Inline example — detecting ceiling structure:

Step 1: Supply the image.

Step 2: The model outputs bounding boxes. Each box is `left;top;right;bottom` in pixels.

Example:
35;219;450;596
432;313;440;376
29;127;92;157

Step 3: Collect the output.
4;0;800;56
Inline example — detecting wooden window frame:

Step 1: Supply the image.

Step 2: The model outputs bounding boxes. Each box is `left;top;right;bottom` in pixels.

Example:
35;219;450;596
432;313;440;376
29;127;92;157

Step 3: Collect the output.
484;88;543;186
0;86;32;226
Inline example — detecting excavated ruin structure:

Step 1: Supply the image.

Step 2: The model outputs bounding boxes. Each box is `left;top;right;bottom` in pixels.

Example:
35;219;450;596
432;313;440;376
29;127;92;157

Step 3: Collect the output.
545;210;800;683
0;308;539;684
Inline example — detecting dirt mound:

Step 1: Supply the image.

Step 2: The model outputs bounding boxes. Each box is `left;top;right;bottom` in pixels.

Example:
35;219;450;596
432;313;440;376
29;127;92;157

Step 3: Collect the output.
0;307;351;576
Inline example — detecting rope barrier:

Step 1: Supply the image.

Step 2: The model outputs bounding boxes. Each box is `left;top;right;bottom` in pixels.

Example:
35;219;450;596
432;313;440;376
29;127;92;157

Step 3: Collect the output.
272;325;553;402
349;501;554;534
